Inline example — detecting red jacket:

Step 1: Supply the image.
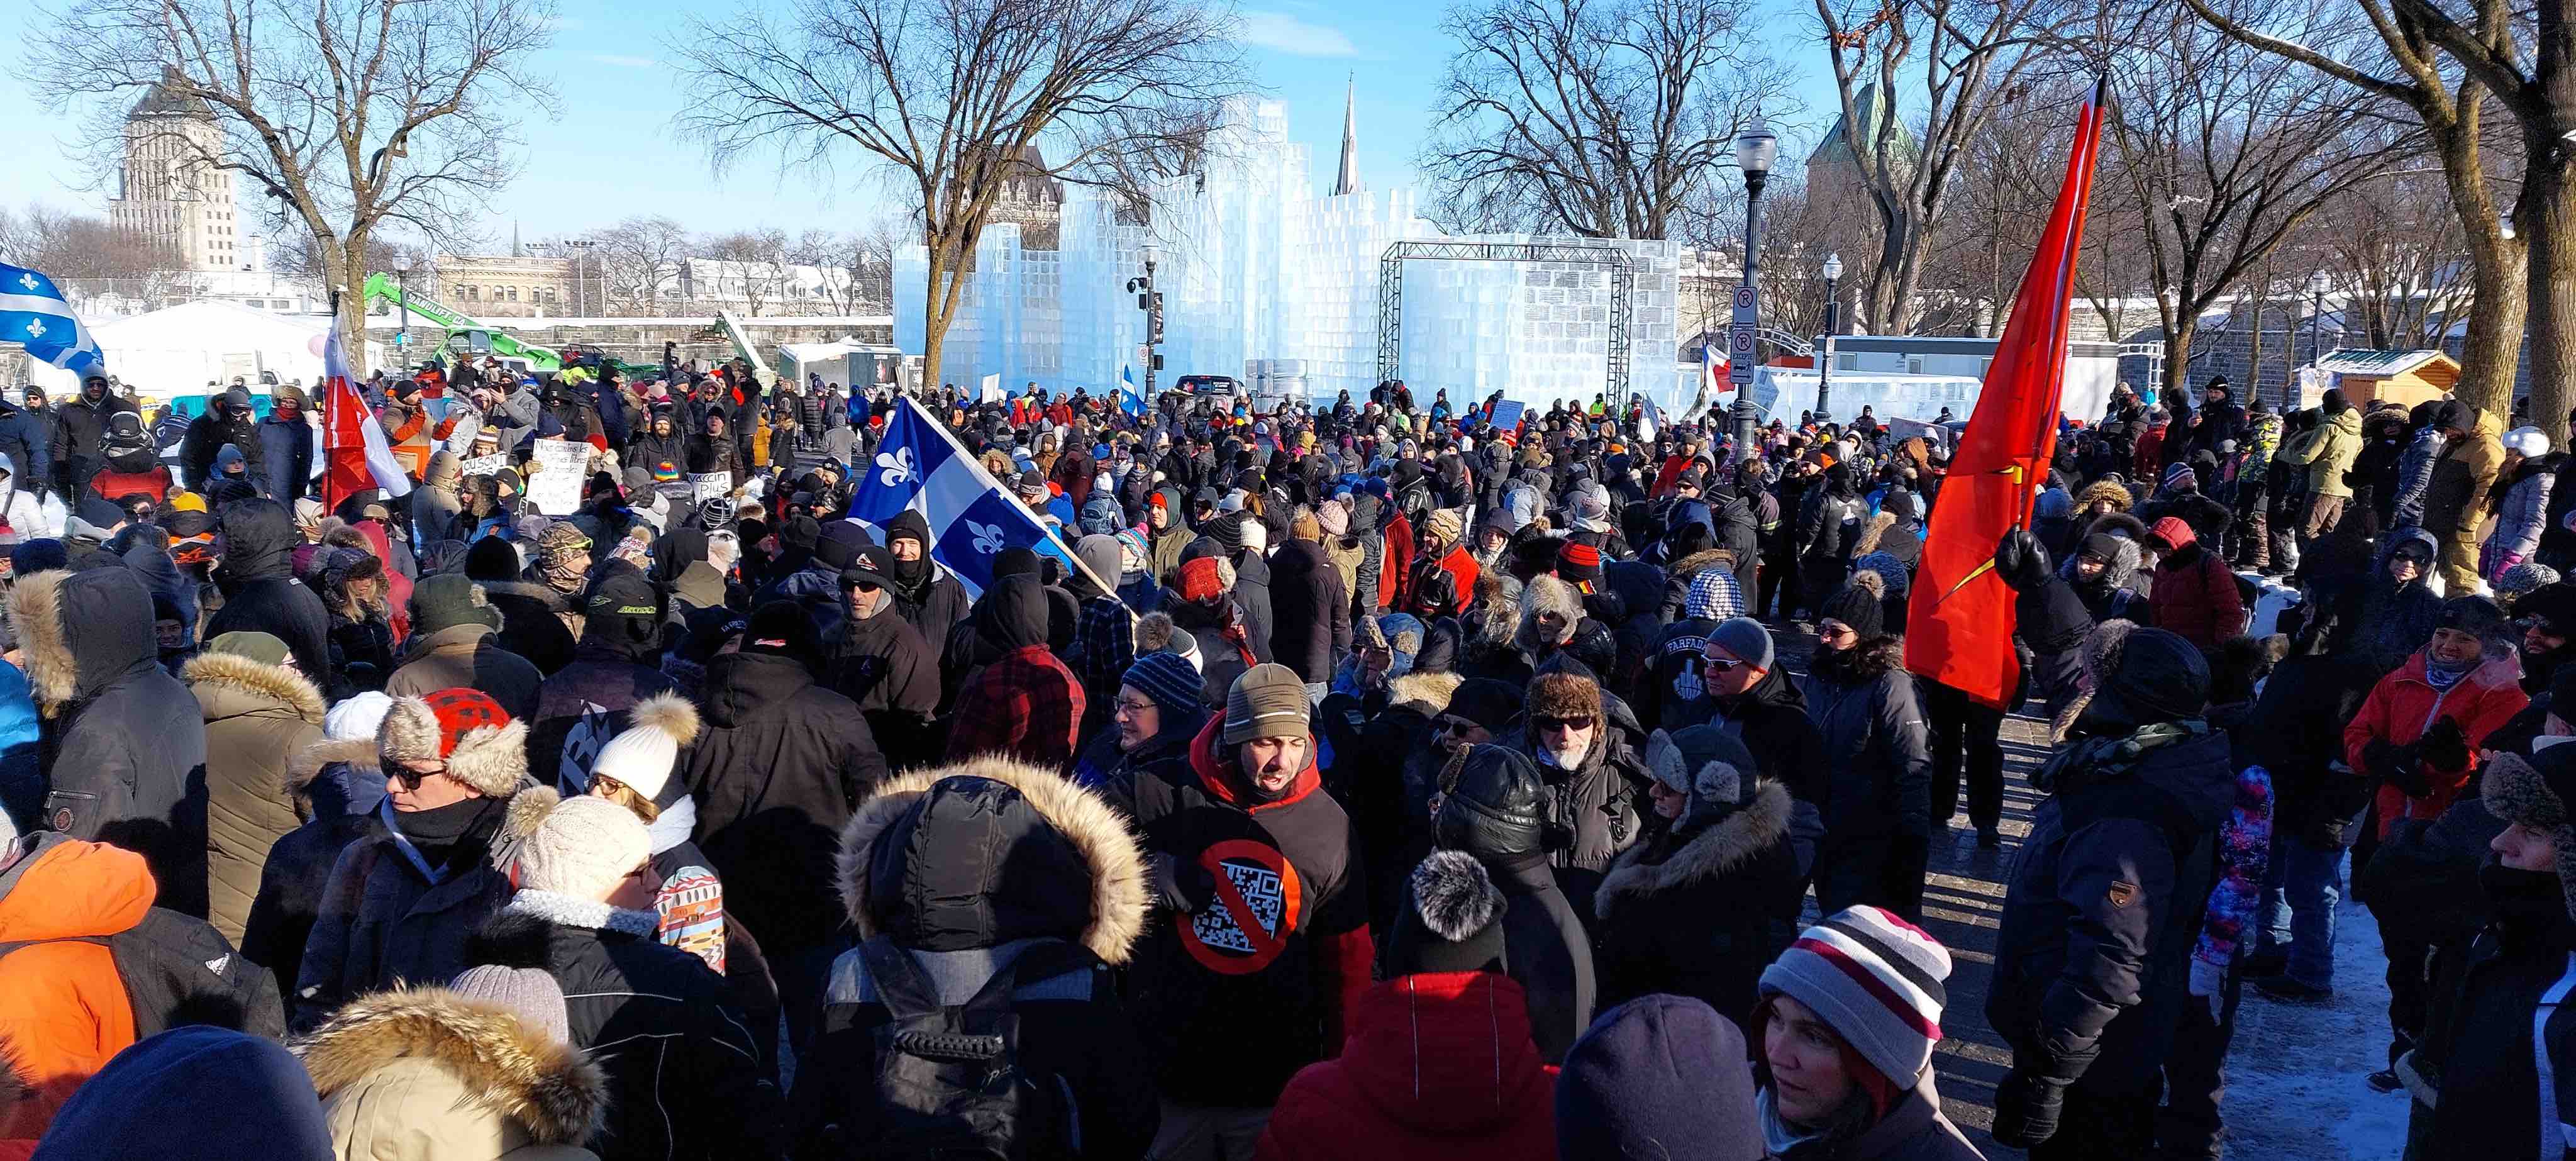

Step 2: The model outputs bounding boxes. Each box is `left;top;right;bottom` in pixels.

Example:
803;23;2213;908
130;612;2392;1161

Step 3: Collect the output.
2133;423;2167;480
2145;538;2242;650
2346;650;2529;837
1257;972;1555;1161
1408;543;1479;619
1379;511;1415;613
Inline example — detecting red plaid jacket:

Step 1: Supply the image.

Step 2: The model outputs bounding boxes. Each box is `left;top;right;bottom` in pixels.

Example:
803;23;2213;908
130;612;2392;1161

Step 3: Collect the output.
946;643;1085;771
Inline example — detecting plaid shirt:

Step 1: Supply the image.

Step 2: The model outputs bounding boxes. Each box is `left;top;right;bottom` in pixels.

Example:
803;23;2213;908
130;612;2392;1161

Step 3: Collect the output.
947;643;1086;771
1068;596;1135;738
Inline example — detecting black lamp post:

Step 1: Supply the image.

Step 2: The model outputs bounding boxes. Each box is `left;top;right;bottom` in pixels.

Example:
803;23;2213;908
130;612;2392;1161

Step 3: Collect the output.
1816;251;1843;424
1126;242;1163;397
1731;118;1778;462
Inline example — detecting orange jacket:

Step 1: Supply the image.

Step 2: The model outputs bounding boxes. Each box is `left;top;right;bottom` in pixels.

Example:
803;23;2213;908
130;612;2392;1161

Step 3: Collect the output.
384;401;433;480
2345;650;2529;837
0;836;154;1148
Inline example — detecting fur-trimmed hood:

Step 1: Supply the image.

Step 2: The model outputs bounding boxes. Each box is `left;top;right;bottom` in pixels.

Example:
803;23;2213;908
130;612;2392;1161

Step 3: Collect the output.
1594;779;1792;921
835;756;1148;965
1850;510;1900;558
1514;574;1586;657
185;650;327;727
11;565;158;717
1667;547;1738;583
2082;511;2150;545
2075;479;2135;514
1387;670;1464;714
1810;633;1907;686
282;737;384;816
295;986;608;1148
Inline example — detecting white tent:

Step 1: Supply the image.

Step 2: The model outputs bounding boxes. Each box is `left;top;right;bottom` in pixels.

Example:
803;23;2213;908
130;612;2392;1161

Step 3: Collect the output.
26;301;385;399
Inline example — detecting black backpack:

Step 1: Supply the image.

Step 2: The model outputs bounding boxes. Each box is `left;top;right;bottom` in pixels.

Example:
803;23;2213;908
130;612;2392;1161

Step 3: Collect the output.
841;935;1089;1160
0;906;285;1040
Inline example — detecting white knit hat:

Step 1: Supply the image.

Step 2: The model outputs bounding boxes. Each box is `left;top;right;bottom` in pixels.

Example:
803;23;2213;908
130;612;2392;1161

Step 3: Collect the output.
588;693;701;805
323;691;394;742
516;796;650;903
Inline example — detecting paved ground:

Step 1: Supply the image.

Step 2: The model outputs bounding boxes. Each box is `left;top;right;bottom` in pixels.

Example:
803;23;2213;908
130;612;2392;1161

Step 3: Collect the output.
1770;622;2402;1158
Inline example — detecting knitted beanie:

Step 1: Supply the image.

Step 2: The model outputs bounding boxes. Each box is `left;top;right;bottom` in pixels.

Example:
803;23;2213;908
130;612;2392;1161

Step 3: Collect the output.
1177;555;1234;603
586;692;701;804
204;631;290;667
1424;508;1465;543
1224;662;1310;745
323;691;394;742
409;574;502;635
1123;651;1204;718
1556;542;1604;588
448;967;573;1047
377;689;527;797
1074;534;1123;589
1817;578;1887;640
516;794;651;902
1317;499;1350;538
1707;616;1774;672
1758;905;1953;1086
1381;850;1509;977
1557;995;1764;1161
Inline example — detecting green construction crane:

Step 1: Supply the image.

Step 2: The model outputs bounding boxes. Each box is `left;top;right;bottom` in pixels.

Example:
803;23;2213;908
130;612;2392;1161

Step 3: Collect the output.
362;272;563;374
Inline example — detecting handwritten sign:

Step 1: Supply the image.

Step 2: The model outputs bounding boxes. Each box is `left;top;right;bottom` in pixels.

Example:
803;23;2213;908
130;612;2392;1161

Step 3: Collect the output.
457;453;508;479
690;471;733;503
524;440;589;515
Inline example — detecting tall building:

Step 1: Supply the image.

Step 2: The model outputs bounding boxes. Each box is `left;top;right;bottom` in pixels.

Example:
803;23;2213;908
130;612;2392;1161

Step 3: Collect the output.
109;71;249;273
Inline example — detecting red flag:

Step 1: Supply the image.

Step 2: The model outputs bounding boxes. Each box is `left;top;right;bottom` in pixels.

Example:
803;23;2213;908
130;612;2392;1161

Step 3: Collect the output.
1904;80;2106;709
321;313;413;509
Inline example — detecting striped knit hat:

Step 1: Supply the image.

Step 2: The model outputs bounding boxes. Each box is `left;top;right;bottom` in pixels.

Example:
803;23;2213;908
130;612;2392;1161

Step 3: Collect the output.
1556;541;1604;588
1758;905;1952;1086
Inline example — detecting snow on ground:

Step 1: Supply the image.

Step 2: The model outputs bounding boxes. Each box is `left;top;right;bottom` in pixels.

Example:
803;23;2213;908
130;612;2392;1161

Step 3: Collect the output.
2219;884;2412;1159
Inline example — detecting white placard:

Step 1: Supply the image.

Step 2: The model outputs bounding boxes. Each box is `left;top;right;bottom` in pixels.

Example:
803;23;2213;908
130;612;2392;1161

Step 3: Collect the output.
525;440;589;515
690;471;733;503
457;453;508;478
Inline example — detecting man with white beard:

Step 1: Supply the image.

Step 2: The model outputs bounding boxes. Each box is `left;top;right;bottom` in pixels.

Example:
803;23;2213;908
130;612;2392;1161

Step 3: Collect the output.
1504;660;1652;931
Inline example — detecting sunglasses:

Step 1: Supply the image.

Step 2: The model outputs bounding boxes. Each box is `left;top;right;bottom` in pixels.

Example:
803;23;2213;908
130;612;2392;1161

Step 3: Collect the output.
1437;718;1482;736
1533;715;1596;733
1702;654;1748;671
389;761;444;790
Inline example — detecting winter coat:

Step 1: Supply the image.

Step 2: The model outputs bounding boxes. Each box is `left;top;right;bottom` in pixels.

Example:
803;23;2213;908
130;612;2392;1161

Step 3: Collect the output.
18;566;212;918
1233;548;1279;655
524;645;677;791
385;623;546;721
206;499;335;684
2423;408;2508;538
1119;714;1374;1108
1989;722;2235;1091
242;739;386;1006
469;895;780;1161
50;393;134;487
2483;462;2557;579
189;650;326;945
790;757;1160;1161
1255;972;1555;1161
2146;539;2244;652
1592;779;1799;1031
21;1023;332;1161
258;391;315;500
682;649;888;953
1795;485;1866;567
1796;637;1934;845
1773;1074;1985;1161
2275;404;2362;499
2392;426;2448;530
478;581;579;678
0;835;153;1143
1670;669;1829;880
2345;651;2528;838
828;608;940;767
1269;538;1352;684
296;986;609;1161
0;400;53;494
2409;879;2576;1161
1387;851;1596;1067
1407;542;1478;619
1499;718;1652;922
291;787;535;1031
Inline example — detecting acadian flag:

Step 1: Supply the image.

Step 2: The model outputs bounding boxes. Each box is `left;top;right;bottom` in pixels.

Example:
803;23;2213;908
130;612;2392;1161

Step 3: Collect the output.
1905;77;2106;710
1704;343;1731;396
322;309;413;508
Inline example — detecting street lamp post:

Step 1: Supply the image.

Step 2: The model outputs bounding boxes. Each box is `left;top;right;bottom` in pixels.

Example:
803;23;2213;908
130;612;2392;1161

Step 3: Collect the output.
1127;242;1164;398
1816;252;1843;425
2305;269;2329;409
1732;118;1779;462
394;265;413;362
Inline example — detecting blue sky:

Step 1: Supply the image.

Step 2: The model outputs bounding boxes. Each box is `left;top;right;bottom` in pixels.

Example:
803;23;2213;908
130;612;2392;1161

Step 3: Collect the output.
0;0;1839;249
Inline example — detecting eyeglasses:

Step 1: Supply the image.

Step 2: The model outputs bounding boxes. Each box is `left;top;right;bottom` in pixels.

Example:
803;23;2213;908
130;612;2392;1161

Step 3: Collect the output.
1114;697;1158;717
1533;715;1596;734
390;760;445;790
1437;718;1482;736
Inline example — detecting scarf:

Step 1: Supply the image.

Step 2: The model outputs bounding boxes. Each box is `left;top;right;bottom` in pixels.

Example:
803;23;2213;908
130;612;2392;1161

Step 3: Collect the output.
2424;651;2475;692
1758;1089;1829;1157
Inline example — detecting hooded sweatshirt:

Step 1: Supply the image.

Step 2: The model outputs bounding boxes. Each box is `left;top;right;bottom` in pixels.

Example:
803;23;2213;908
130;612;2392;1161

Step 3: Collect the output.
204;499;335;684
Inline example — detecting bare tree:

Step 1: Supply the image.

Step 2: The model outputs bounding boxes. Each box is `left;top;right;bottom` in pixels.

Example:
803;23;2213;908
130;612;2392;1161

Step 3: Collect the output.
701;229;791;316
1813;0;2085;335
0;204;191;301
2180;0;2528;420
2315;171;2479;350
668;0;1247;387
595;216;692;315
19;0;558;371
1416;0;1794;240
2103;13;2409;403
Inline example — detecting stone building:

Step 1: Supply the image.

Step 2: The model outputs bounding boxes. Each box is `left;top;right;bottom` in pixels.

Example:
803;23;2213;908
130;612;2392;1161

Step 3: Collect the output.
109;72;255;274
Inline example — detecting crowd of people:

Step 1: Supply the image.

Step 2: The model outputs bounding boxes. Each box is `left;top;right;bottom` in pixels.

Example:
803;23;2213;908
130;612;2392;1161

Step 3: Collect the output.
0;350;2564;1161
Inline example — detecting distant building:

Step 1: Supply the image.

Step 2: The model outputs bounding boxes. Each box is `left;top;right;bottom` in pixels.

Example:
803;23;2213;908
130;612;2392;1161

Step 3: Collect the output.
1806;86;1914;204
965;145;1064;251
432;255;572;318
109;71;255;274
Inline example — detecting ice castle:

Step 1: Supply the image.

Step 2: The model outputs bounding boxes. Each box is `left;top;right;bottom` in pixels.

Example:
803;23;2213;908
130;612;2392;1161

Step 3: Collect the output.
894;95;1688;411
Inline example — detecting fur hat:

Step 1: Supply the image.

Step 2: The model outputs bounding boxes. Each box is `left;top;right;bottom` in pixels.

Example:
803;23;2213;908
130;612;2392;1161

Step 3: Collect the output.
1382;850;1509;977
516;795;650;902
1528;670;1604;726
2485;747;2576;922
585;693;699;806
377;688;528;797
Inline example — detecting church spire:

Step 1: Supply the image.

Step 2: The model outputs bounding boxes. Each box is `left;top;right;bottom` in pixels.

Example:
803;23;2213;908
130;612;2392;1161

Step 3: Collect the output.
1333;75;1363;197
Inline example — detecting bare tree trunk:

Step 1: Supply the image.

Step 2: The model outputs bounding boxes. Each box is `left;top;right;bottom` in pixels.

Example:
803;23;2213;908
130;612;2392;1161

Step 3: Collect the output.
334;238;372;378
2525;139;2576;439
920;247;953;391
2163;316;2196;399
2455;226;2528;420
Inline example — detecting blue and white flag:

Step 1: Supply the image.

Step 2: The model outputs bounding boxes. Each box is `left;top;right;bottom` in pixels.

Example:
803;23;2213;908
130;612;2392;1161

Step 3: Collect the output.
1119;365;1146;417
0;264;103;377
847;396;1106;598
1636;392;1663;443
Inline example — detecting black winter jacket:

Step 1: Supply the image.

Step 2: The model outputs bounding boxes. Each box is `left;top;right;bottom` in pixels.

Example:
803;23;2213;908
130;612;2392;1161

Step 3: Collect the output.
1988;721;2234;1091
683;650;887;952
205;499;335;684
1268;538;1351;684
1592;779;1801;1031
21;565;211;918
1796;637;1935;843
470;897;782;1161
1673;668;1828;879
525;643;679;789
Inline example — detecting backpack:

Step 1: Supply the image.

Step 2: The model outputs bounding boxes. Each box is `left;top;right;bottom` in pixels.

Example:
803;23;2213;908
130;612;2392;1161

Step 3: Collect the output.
0;906;286;1040
838;935;1091;1160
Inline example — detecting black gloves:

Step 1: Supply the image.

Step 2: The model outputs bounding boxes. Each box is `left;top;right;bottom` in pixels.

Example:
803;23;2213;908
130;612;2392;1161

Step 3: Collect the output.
2419;716;2472;774
2363;738;2431;799
1147;852;1212;914
1990;1067;2067;1148
1994;529;2051;591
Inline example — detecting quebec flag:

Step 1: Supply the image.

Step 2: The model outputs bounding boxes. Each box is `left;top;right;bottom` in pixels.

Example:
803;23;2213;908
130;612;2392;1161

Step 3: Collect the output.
1120;365;1146;418
847;396;1079;597
0;264;103;376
